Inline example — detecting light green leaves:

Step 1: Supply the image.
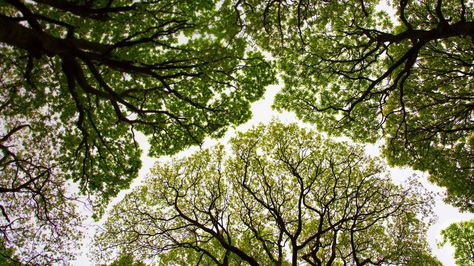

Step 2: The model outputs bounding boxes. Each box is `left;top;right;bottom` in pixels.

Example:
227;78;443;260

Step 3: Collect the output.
0;0;275;262
94;121;437;265
440;220;474;266
1;0;275;211
243;0;474;211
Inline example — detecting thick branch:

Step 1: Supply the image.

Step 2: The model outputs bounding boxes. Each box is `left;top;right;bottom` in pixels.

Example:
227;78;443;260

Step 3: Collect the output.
32;0;136;20
376;21;474;43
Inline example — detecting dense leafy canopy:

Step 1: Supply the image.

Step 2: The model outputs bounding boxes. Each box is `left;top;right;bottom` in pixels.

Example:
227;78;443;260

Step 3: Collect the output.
1;0;471;264
240;0;474;211
440;219;474;265
95;122;438;265
0;0;274;262
106;253;146;266
0;0;274;205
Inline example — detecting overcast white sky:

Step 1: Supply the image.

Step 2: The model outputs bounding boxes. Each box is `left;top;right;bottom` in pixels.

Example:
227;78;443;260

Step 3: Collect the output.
72;84;473;266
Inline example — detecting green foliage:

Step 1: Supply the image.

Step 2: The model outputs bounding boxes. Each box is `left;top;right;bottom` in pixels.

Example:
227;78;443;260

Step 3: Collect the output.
1;0;274;207
440;220;474;265
241;0;474;211
0;0;274;262
94;121;437;265
107;253;146;266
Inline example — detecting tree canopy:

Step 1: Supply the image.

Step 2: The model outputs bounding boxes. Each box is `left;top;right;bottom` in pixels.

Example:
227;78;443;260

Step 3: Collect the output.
94;122;439;265
1;0;472;263
439;219;474;265
0;0;275;205
240;0;474;211
0;0;274;262
106;253;146;266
